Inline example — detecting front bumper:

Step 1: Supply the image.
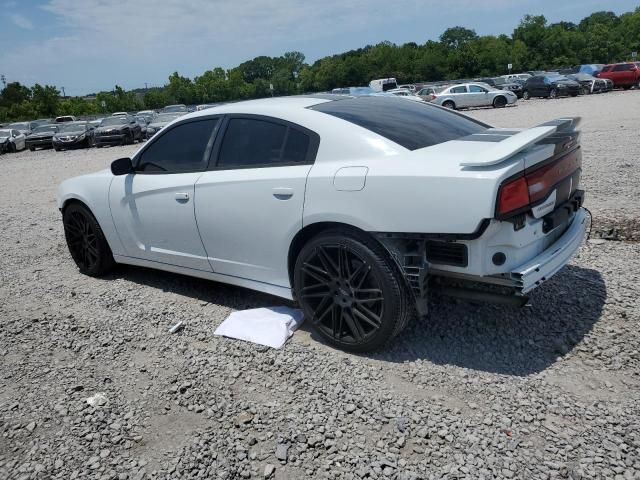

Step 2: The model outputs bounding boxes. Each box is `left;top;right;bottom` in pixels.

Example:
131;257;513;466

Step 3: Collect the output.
27;137;54;148
53;137;88;149
510;208;587;293
95;134;126;145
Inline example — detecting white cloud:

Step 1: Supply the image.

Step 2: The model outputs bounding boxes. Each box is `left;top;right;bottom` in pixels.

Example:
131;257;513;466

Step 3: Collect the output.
10;13;34;30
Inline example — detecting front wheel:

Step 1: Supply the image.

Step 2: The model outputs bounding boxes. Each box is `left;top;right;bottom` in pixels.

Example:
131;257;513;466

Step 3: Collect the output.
63;203;114;276
294;229;413;353
29;146;35;151
492;96;507;108
549;88;558;99
522;90;530;100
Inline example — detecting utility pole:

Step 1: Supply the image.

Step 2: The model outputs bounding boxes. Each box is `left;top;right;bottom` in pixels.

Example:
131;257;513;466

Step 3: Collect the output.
145;82;148;90
61;86;66;98
0;74;6;88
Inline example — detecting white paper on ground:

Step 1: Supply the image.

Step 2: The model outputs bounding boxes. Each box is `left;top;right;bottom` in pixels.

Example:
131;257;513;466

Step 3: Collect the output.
213;306;305;349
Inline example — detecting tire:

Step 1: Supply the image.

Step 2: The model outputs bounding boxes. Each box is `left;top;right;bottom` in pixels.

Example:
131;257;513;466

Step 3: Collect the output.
623;85;631;90
581;86;590;95
7;142;16;153
63;202;114;277
492;96;507;108
522;90;530;100
549;88;558;99
442;100;456;109
96;144;103;149
29;146;35;152
293;228;413;353
54;147;61;151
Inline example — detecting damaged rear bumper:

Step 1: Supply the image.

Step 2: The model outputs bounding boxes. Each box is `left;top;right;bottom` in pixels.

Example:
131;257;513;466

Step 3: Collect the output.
510;208;587;294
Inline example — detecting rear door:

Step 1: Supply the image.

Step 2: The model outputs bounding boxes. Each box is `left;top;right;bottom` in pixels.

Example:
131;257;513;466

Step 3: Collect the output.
448;85;469;107
194;115;319;287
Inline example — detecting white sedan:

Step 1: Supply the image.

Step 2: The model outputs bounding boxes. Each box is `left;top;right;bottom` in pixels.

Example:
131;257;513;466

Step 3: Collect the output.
0;128;27;153
431;82;517;109
58;96;587;352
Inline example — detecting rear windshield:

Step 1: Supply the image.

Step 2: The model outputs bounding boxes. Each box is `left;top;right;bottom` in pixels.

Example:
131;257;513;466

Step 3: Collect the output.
309;96;488;150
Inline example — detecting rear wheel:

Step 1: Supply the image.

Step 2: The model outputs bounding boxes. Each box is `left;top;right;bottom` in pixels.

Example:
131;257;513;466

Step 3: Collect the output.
492;95;507;108
29;146;35;151
294;229;413;353
581;86;590;95
63;203;114;277
522;90;530;100
442;100;456;109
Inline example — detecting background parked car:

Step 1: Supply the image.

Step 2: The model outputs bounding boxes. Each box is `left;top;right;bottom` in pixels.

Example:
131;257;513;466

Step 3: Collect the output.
52;122;96;151
0;129;27;153
522;74;580;99
135;115;150;139
160;104;188;113
475;77;523;98
145;112;184;139
26;124;59;151
386;88;425;101
31;118;53;129
55;116;77;123
7;121;33;136
567;73;608;94
94;115;142;147
415;86;442;101
597;62;640;89
431;82;516;109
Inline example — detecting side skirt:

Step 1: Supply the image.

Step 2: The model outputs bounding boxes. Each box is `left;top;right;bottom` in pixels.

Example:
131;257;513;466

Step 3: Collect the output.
113;255;294;300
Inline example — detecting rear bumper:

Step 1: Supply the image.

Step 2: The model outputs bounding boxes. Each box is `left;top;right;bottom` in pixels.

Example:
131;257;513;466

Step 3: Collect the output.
510;208;587;293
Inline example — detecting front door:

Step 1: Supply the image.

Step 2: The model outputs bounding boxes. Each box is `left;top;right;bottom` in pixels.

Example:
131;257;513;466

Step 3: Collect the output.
195;116;319;287
109;118;220;271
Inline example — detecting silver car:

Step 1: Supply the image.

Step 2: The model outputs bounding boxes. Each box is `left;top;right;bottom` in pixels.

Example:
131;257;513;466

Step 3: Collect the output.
431;82;517;110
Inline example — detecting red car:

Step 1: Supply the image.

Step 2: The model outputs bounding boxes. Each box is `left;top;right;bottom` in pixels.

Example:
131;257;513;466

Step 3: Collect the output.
597;62;640;89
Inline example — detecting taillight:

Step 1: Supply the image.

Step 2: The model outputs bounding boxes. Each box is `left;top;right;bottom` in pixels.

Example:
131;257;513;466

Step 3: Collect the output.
496;149;582;218
497;177;529;216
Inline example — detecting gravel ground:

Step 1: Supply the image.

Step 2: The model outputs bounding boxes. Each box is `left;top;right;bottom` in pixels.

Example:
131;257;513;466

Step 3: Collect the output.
1;94;639;480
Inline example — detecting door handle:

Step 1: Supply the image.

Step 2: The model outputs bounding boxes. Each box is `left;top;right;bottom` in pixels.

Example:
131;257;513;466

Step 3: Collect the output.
272;187;294;200
175;192;190;202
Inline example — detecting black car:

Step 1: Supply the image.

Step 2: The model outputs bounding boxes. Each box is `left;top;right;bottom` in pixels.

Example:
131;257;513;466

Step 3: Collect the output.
26;124;59;150
475;77;524;98
522;74;581;99
52;122;96;150
94;115;143;147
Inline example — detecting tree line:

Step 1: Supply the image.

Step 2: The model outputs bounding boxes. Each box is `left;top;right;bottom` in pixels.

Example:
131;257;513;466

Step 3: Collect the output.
2;9;640;122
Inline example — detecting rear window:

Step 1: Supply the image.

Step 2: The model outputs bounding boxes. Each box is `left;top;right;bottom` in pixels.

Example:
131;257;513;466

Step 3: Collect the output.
309;96;488;151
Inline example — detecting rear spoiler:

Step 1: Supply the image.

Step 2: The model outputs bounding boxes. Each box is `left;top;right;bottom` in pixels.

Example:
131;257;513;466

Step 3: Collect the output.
460;117;581;167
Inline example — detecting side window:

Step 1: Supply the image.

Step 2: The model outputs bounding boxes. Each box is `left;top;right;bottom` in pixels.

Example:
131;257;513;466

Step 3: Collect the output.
469;85;486;93
450;86;467;94
612;64;630;72
137;119;218;173
601;66;611;72
217;118;312;168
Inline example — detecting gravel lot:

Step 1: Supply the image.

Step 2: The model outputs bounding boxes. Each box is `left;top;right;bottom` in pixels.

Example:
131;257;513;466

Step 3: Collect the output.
1;94;639;480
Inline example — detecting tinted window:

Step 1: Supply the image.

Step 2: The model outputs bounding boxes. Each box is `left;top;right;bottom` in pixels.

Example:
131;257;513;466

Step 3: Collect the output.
601;66;611;72
469;85;486;93
137;119;217;173
612;63;632;71
450;86;467;93
217;118;312;168
310;96;488;151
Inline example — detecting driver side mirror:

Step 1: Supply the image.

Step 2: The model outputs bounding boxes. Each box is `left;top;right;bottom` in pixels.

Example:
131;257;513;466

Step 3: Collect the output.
111;157;134;176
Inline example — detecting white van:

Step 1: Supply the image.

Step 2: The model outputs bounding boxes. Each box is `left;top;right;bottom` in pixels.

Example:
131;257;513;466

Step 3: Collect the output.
369;78;398;92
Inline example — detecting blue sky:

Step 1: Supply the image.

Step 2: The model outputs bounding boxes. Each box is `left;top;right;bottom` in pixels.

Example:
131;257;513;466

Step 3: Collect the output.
2;0;638;95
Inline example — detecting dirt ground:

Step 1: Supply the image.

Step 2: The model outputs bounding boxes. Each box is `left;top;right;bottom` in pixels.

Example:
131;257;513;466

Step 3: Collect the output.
1;93;639;480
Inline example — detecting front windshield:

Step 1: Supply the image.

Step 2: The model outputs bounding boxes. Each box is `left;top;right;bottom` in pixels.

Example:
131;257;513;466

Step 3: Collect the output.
59;123;87;132
154;113;181;123
8;122;28;130
33;125;58;133
100;117;128;127
492;78;506;85
0;129;11;137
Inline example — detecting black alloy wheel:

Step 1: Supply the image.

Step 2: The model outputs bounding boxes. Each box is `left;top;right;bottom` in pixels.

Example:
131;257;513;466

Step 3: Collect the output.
549;88;558;99
63;203;114;276
522;90;530;100
294;229;413;352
